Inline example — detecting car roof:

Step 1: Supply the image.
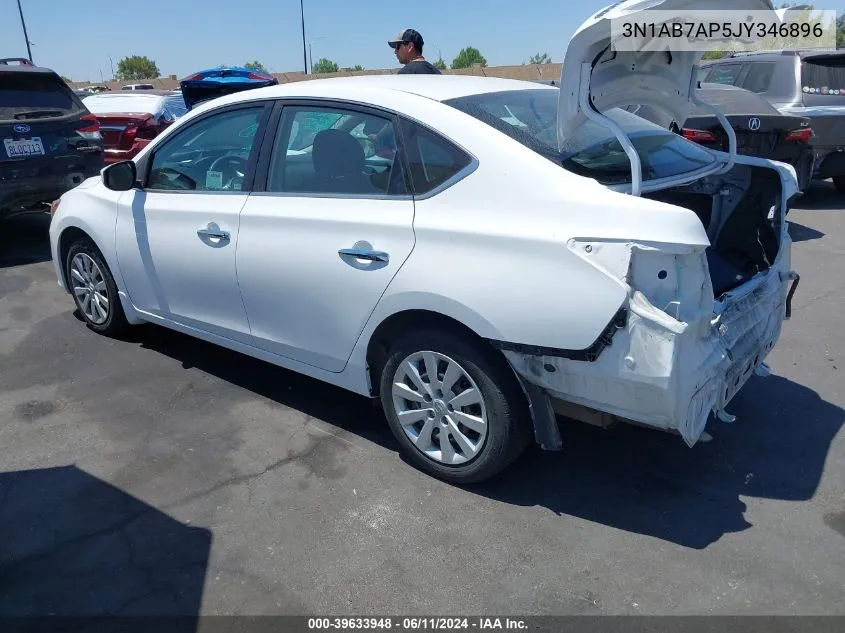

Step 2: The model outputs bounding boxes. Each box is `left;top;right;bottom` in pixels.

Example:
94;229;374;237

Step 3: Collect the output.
190;75;557;115
0;58;58;74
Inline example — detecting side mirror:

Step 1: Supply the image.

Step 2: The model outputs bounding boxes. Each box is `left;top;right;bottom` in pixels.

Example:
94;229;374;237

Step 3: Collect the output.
102;160;137;191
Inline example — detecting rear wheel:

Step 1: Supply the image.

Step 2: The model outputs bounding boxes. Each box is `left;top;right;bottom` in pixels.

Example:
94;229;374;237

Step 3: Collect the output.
833;175;845;194
379;329;531;484
66;238;129;336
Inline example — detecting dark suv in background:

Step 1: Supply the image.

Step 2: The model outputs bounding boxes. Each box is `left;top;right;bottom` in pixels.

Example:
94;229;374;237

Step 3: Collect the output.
1;58;104;222
699;49;845;192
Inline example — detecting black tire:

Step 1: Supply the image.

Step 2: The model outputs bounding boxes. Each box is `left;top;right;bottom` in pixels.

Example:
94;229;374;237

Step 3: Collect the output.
834;175;845;194
379;329;532;484
65;237;130;336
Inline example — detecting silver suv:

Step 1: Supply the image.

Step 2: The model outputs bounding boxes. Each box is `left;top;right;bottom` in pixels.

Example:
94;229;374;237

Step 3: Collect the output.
700;49;845;192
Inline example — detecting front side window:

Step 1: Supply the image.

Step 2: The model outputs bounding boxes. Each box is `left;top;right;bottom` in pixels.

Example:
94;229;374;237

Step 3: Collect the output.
146;106;264;192
445;89;716;186
266;105;406;196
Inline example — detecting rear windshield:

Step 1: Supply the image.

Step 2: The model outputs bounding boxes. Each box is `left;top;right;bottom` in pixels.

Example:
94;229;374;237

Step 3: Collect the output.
0;72;83;122
444;89;716;186
801;55;845;104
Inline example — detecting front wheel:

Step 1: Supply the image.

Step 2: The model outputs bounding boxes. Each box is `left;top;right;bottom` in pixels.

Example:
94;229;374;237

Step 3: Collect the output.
379;329;531;484
66;238;129;336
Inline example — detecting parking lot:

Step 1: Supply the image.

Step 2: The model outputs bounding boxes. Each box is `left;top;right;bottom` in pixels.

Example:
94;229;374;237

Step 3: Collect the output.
0;184;843;617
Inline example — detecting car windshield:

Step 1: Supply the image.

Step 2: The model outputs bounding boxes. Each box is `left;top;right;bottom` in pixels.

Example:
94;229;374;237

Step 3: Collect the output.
444;89;717;185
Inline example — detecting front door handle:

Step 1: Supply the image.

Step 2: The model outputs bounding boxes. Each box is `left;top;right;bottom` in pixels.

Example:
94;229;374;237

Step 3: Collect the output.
197;224;230;241
338;247;389;263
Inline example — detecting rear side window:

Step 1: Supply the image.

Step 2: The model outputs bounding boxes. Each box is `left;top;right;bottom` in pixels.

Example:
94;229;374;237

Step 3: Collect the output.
0;73;83;121
705;64;744;87
399;119;472;195
741;62;776;93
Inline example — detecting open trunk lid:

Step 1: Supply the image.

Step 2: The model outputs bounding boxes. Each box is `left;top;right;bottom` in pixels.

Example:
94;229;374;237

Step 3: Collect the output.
179;67;278;111
557;0;777;195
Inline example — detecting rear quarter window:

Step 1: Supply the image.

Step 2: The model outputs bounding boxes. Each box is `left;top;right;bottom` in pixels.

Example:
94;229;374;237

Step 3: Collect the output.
741;62;776;93
0;72;83;121
705;64;745;86
399;119;473;195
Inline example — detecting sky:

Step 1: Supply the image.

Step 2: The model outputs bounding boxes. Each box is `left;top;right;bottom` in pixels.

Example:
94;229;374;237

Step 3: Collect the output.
3;1;845;82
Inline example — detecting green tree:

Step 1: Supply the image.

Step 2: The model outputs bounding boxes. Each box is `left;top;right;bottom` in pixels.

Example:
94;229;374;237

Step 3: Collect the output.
351;64;365;71
837;13;845;47
244;60;268;73
701;50;730;60
451;47;487;69
433;56;447;71
312;57;339;74
528;53;552;65
115;55;160;81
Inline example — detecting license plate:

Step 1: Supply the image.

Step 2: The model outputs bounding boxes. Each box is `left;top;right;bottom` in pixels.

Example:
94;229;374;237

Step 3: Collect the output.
3;136;45;158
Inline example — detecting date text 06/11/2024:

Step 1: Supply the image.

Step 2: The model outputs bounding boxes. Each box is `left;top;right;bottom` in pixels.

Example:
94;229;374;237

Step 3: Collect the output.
307;618;528;630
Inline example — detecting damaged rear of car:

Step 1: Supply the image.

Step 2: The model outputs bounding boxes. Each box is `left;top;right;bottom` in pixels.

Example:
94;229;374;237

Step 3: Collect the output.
449;0;800;448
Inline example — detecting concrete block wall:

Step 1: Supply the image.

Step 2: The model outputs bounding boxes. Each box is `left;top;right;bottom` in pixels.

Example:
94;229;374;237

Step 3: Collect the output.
69;63;563;90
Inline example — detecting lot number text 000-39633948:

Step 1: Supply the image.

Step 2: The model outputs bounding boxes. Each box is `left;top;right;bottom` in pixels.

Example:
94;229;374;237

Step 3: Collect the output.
307;618;528;630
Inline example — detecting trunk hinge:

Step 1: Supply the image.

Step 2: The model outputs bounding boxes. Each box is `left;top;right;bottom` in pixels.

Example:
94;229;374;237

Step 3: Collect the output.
579;62;643;197
688;72;737;174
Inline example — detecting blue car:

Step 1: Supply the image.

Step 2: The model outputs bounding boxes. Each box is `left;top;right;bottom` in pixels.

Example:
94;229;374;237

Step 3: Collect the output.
179;66;278;111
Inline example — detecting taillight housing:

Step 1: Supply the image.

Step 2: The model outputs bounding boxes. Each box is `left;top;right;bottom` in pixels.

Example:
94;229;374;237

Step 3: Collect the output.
785;127;814;143
681;128;717;143
247;71;274;81
77;113;102;141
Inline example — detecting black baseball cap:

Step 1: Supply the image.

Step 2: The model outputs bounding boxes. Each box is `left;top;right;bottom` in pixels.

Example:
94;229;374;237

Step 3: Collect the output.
388;29;424;49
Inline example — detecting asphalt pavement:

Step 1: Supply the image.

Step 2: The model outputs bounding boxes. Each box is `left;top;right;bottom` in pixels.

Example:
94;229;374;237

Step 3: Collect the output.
0;184;843;617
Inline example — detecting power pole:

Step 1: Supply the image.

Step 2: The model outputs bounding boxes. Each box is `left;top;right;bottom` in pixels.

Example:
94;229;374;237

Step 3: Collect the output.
17;0;33;63
300;0;308;74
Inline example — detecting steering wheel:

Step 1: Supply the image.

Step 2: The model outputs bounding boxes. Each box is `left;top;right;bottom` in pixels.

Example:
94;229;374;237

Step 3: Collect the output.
208;155;249;181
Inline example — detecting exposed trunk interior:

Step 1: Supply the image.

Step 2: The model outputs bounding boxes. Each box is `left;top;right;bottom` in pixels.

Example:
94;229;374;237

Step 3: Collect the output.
644;165;782;296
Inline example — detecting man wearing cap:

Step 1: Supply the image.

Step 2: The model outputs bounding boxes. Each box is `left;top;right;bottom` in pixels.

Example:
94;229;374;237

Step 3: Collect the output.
388;29;441;74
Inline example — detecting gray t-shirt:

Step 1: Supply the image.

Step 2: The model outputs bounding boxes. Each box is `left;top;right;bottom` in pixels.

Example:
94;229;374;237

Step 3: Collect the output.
399;60;442;74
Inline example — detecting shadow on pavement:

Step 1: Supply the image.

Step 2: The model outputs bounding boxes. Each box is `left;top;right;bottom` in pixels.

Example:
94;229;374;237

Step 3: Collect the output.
127;324;842;551
0;465;210;627
471;374;843;550
794;181;845;212
788;221;825;243
131;325;394;450
0;213;52;269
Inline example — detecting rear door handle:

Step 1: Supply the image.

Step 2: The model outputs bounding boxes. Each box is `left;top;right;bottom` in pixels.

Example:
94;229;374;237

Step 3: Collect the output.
197;225;230;240
338;247;389;263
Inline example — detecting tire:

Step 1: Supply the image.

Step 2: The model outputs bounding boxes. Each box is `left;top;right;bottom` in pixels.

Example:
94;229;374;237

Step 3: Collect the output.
379;329;532;484
834;175;845;194
65;238;129;336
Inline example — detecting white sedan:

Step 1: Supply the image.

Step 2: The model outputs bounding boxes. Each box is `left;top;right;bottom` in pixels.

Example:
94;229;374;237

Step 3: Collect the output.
49;0;799;484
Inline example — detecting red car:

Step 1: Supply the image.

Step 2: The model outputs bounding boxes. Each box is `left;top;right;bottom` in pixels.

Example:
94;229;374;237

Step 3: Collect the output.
81;90;187;163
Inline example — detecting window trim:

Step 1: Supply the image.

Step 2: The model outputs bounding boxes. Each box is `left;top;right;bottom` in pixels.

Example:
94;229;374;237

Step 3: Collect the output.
136;100;274;195
250;97;478;201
